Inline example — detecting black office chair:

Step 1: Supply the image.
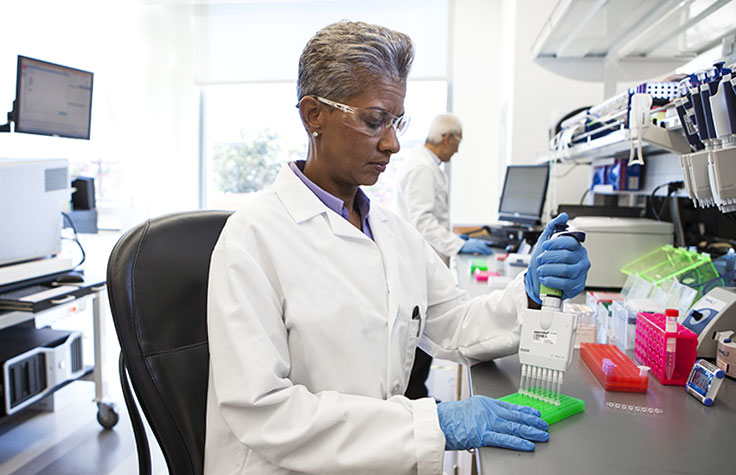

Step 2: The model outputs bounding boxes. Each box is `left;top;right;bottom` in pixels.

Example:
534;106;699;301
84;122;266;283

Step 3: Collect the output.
106;210;231;475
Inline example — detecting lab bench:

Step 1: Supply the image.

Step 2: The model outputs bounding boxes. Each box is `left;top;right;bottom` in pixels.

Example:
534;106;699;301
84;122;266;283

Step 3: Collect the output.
469;351;735;475
453;254;736;475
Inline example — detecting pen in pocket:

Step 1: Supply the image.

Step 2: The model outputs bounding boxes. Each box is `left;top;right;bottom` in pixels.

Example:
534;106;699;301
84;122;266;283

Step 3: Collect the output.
412;306;421;337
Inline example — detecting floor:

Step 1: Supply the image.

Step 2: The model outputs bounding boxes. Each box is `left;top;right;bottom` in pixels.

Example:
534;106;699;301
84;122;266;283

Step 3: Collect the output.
0;379;167;475
0;231;470;475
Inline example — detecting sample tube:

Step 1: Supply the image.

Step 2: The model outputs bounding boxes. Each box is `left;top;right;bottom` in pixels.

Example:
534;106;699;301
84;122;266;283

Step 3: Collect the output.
665;309;678;380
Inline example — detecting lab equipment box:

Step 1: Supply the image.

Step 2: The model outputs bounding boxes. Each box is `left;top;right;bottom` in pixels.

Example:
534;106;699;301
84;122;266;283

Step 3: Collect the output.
564;302;596;348
612;298;662;351
586;291;625;310
586;291;625;345
569;217;673;288
0;325;84;416
612;301;636;350
635;312;697;385
504;254;529;279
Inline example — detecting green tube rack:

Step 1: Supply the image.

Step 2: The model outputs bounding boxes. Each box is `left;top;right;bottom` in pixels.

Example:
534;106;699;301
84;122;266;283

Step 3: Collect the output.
469;259;488;275
499;392;585;425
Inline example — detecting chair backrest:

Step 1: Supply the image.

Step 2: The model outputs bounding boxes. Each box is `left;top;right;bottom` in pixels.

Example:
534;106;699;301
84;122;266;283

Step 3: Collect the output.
107;210;231;474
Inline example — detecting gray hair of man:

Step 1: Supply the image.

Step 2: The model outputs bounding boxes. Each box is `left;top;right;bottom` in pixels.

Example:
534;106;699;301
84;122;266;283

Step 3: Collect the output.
297;20;415;103
426;113;463;145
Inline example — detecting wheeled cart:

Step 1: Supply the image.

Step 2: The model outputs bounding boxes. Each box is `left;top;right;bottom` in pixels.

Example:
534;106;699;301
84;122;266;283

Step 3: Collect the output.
0;279;117;429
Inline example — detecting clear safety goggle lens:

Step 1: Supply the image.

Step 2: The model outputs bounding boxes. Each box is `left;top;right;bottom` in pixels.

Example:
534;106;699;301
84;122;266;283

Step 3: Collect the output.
316;96;410;137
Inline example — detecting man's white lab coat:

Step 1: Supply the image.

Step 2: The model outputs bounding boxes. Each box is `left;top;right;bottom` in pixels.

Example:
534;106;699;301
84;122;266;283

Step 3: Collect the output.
396;146;465;260
204;165;528;474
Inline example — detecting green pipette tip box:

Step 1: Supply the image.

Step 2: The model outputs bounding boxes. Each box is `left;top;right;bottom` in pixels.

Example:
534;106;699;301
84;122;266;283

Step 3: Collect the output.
499;392;585;425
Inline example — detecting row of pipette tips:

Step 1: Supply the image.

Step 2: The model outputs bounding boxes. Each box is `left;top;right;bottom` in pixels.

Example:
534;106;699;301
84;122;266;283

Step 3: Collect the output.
519;364;564;406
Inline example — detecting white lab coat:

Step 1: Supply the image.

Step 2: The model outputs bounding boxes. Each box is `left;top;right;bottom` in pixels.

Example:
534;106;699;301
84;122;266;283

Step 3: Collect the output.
204;164;528;475
396;146;465;261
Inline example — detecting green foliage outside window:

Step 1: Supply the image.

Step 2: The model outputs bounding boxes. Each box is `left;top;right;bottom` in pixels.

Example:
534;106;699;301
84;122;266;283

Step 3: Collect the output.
212;129;289;194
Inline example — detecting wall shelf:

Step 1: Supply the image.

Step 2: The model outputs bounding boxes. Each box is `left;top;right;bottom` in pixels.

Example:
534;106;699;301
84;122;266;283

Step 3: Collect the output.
552;123;691;162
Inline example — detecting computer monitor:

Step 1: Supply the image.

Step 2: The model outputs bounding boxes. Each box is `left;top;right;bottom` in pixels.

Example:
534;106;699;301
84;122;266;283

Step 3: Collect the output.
497;163;550;226
9;56;93;139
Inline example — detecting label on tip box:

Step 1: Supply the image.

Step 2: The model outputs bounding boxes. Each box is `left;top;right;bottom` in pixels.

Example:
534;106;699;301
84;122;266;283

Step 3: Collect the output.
532;329;558;344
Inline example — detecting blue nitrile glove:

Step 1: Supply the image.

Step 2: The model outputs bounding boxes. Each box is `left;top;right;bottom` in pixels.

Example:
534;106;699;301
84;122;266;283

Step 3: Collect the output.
437;395;549;452
459;238;494;255
524;213;591;304
458;233;470;240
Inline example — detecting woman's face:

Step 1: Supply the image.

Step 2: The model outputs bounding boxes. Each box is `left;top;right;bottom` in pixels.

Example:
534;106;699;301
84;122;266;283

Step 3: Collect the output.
316;79;406;190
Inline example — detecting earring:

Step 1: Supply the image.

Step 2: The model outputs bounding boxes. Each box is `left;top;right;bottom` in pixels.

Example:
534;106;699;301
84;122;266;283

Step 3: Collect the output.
312;131;319;137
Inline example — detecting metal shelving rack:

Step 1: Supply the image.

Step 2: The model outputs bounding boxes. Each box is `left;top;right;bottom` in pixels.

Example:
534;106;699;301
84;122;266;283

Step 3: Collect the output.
0;285;118;429
535;0;736;210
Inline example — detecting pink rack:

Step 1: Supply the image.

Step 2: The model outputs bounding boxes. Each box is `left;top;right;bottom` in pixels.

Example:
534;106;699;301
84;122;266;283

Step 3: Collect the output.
634;312;698;385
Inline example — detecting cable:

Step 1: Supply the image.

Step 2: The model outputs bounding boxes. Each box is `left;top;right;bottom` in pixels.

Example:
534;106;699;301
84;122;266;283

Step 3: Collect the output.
650;181;684;221
658;188;674;220
669;192;685;248
579;188;591;205
62;211;86;269
649;183;668;220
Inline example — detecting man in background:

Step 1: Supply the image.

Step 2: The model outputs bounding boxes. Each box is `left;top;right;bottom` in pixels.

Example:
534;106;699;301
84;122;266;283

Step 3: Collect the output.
396;113;493;399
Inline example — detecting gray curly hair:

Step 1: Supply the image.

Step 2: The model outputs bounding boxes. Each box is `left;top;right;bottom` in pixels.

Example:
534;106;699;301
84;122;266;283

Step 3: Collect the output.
297;21;415;103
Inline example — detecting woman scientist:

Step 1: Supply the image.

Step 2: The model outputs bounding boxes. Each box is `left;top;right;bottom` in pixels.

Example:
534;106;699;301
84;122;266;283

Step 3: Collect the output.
204;21;590;474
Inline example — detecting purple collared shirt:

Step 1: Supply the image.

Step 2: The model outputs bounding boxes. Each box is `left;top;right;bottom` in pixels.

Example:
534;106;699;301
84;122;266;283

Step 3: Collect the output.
289;161;374;240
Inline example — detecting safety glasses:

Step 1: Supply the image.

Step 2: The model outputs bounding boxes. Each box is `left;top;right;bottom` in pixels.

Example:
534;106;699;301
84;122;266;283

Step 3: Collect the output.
315;96;410;137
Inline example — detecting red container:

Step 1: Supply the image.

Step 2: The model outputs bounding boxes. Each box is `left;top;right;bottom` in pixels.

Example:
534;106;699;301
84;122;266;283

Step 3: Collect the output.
581;343;648;392
634;312;698;385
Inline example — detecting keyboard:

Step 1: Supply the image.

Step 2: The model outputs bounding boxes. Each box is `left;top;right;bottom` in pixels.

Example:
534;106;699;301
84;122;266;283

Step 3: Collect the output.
473;235;516;249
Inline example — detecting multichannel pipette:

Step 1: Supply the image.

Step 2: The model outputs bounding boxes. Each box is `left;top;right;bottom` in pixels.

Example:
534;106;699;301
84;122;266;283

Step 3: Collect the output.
518;225;585;406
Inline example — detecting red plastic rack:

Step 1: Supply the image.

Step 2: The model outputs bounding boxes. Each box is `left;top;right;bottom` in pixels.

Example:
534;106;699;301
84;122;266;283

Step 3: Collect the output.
634;312;698;385
580;343;648;392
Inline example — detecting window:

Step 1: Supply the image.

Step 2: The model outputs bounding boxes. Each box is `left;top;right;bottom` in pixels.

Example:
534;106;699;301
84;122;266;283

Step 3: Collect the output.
202;80;448;210
202;83;305;210
196;0;451;210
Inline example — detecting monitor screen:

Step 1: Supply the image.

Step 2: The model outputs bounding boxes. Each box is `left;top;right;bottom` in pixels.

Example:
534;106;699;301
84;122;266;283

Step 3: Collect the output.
13;56;93;139
497;164;550;226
